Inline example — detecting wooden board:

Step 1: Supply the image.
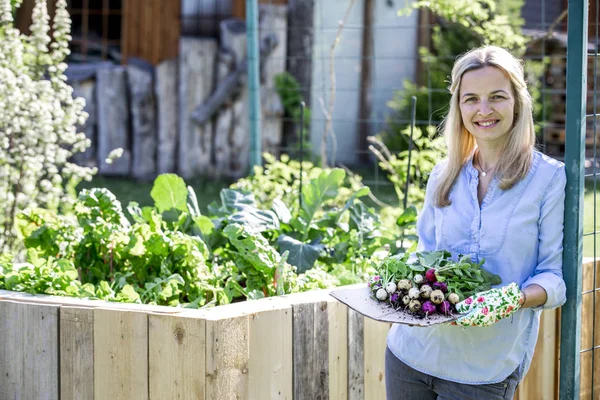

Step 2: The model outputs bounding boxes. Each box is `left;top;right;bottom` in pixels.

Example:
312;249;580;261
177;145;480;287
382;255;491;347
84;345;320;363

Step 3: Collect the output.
149;314;206;400
94;308;149;400
0;301;59;400
328;301;348;400
330;286;459;326
348;309;365;400
363;318;391;399
293;301;329;399
60;306;94;400
515;308;560;400
205;315;250;399
248;307;293;399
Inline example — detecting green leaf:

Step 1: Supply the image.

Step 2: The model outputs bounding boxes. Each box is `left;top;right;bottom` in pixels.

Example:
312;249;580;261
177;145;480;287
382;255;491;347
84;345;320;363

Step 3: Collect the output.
348;202;380;237
278;234;323;273
396;206;418;228
150;174;189;213
299;169;345;238
228;208;280;234
271;199;292;224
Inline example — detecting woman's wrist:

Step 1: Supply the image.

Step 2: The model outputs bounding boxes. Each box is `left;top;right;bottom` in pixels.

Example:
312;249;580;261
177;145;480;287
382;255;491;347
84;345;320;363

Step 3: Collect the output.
520;284;547;308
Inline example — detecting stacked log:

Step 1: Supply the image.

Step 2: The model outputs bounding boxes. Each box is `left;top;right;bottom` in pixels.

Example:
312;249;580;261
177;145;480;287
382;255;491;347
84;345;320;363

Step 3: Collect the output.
96;67;131;176
178;38;217;179
70;80;97;168
213;19;249;179
69;6;290;181
127;64;157;181
155;59;179;175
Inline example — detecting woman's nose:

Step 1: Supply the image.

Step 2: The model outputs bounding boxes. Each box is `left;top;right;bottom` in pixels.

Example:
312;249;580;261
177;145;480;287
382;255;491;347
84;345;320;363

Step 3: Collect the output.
478;101;493;116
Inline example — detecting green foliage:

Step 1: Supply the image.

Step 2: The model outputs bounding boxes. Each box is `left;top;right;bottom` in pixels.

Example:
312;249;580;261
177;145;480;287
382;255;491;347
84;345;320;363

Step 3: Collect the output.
3;167;403;306
382;0;528;153
274;72;313;156
370;126;446;208
0;0;96;253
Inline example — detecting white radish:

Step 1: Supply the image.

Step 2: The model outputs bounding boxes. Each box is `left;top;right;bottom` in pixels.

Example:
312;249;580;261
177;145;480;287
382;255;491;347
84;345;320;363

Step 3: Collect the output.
376;288;388;300
408;288;420;299
447;292;460;305
386;282;397;294
413;274;424;285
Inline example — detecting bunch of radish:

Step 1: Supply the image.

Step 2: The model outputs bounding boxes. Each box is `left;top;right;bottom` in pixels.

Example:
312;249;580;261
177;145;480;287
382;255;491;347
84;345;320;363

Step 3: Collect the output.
368;269;460;317
367;250;502;318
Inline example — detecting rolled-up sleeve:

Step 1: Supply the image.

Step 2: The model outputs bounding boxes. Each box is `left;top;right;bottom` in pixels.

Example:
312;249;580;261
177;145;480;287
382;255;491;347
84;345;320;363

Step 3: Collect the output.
521;165;567;310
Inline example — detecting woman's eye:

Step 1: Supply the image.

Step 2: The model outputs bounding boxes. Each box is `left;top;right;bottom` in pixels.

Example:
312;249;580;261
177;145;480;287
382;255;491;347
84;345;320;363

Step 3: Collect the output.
464;97;477;103
492;95;505;100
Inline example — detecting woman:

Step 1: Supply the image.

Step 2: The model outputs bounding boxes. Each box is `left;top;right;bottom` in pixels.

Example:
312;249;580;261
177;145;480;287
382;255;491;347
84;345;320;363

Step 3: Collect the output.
385;46;566;400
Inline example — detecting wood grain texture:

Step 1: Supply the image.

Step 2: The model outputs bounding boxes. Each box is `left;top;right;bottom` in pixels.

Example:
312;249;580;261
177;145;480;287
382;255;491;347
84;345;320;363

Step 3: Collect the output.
248;307;293;399
205;315;250;400
293;301;329;400
60;306;94;400
94;308;148;400
0;301;59;400
348;309;365;400
149;314;206;400
363;318;390;399
328;301;348;400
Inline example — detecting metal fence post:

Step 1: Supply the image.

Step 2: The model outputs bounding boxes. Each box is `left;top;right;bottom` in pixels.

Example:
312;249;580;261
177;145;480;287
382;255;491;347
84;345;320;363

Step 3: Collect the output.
247;0;262;168
559;0;588;398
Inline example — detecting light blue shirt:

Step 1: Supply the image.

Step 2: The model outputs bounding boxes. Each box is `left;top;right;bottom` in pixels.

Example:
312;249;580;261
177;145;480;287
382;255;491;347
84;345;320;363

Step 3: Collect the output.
387;150;567;384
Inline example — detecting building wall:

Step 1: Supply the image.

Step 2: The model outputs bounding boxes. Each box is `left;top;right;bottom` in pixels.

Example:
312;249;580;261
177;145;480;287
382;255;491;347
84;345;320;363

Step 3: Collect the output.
309;0;418;165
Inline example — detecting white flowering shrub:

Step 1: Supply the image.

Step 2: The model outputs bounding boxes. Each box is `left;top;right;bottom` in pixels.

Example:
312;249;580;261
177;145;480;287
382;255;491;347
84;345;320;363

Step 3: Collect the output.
0;0;96;253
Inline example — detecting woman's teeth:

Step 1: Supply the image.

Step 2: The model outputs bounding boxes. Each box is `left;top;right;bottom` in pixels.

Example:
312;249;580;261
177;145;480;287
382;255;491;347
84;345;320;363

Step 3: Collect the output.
477;120;497;127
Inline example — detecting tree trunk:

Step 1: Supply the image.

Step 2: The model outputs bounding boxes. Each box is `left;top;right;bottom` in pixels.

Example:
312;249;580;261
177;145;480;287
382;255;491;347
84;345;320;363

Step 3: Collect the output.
357;0;374;164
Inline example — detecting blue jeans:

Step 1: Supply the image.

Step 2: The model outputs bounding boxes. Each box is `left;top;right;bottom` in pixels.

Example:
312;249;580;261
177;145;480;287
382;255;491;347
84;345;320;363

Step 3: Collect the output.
385;347;520;400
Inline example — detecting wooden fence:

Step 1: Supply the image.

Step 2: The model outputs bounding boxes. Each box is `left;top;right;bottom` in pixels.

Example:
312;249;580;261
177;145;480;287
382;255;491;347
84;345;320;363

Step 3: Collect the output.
0;259;598;399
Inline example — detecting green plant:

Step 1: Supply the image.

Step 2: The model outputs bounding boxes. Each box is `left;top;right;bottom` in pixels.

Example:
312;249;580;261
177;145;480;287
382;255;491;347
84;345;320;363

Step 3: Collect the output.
369;126;446;208
274;72;313;158
379;0;533;153
6;170;400;306
0;0;95;253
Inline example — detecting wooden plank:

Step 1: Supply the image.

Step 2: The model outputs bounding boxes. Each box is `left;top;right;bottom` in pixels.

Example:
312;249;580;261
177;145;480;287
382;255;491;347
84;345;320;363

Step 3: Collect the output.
0;301;59;400
579;258;600;399
363;318;390;399
328;301;348;400
205;314;250;399
120;0;129;64
248;307;293;399
515;309;559;400
348;309;365;400
94;308;149;400
167;0;181;60
232;0;246;19
293;301;329;399
0;289;184;314
60;307;94;400
149;314;206;400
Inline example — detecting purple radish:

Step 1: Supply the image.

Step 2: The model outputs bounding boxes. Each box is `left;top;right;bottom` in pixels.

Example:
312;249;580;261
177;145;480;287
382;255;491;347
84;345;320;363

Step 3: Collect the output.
438;300;452;315
422;300;436;315
425;268;437;283
433;281;448;293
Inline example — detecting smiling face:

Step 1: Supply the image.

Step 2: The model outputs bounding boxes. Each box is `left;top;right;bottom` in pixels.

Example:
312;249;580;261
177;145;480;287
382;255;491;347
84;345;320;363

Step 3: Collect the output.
459;66;516;146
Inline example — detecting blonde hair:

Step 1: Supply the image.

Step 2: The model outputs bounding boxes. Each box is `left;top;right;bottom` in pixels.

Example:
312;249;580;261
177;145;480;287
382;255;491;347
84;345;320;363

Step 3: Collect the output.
435;45;535;207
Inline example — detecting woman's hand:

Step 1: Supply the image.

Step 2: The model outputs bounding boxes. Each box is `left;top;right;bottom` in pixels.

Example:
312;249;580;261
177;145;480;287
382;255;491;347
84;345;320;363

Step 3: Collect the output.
453;282;524;327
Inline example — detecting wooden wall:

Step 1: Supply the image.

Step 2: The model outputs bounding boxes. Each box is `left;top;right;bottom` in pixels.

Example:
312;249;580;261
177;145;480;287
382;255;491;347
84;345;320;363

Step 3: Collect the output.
0;276;576;400
121;0;181;65
232;0;288;19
